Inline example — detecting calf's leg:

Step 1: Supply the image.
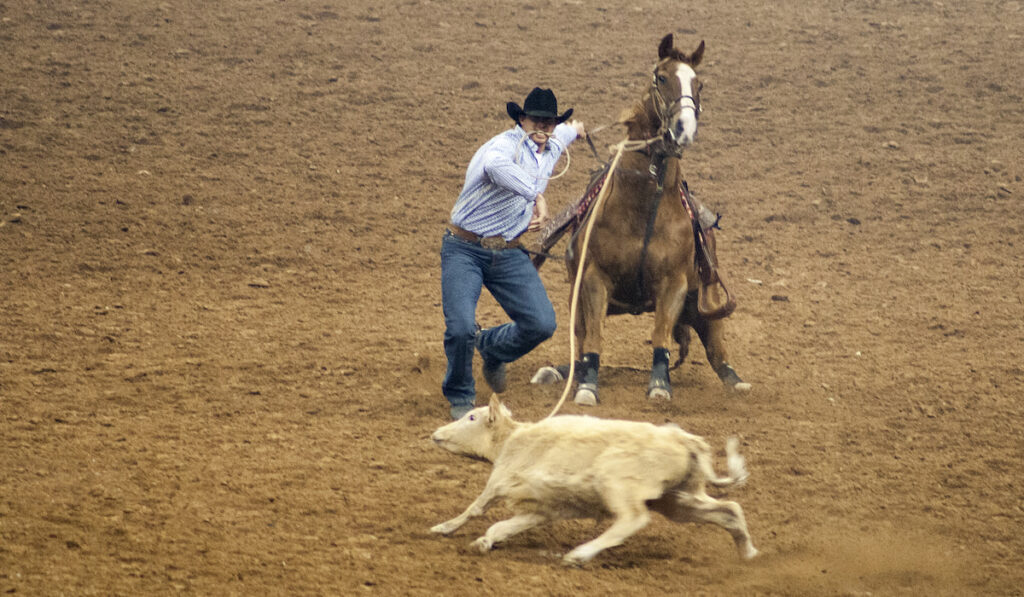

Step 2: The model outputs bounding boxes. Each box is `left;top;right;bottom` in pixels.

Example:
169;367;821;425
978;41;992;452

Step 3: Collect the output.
471;513;547;552
431;482;502;536
563;487;654;566
563;506;651;566
651;491;758;560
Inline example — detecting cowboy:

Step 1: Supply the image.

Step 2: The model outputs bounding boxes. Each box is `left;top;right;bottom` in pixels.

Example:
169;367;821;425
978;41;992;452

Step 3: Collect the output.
440;87;586;420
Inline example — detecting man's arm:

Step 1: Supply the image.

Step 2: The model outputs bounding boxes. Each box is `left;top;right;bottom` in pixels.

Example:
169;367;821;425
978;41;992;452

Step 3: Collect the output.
528;193;548;231
481;135;542;199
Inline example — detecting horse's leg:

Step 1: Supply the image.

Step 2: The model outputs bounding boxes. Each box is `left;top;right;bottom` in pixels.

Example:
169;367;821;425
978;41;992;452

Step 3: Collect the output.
649;277;688;400
688;311;752;393
574;267;609;406
671;319;692;368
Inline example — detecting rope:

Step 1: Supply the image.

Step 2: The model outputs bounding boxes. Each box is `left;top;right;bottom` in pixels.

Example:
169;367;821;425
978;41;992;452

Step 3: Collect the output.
513;129;572;181
545;139;629;419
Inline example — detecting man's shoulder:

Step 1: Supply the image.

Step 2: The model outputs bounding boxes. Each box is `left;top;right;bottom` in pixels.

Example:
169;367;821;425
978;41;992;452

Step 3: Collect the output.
481;127;523;153
552;123;578;146
493;126;523;143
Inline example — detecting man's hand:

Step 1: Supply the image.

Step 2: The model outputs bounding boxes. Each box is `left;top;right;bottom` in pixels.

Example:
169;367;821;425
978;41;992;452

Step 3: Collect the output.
568;119;586;140
528;193;549;232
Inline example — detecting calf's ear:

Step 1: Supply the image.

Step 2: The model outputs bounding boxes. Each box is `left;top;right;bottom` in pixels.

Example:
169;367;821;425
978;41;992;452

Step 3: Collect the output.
487;393;504;424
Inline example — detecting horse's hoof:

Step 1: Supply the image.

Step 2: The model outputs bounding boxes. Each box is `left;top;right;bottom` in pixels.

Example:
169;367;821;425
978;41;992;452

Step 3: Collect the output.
716;364;749;390
647;387;672;401
574;384;598;406
647;379;672;401
531;366;564;385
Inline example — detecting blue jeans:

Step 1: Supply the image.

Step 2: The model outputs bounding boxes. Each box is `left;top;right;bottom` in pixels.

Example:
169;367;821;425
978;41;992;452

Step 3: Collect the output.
440;231;557;408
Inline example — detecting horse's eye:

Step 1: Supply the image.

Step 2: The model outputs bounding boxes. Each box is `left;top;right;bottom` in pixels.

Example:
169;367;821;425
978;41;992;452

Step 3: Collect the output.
657;75;667;84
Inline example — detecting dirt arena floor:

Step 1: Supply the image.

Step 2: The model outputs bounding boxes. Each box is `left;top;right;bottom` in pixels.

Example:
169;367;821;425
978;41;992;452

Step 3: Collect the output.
2;0;1022;595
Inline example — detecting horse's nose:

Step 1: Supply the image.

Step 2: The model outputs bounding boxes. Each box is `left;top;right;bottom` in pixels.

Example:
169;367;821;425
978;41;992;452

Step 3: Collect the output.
674;119;696;147
671;119;696;146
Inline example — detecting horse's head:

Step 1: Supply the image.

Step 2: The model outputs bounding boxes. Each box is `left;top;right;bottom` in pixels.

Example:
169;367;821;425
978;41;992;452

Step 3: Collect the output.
649;34;704;149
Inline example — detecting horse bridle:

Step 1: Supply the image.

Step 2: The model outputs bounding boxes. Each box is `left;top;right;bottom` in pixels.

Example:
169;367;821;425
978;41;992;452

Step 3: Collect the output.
649;63;701;147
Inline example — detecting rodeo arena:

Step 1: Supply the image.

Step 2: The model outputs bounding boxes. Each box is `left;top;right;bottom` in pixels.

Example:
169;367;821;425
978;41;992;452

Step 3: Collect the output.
1;1;1022;595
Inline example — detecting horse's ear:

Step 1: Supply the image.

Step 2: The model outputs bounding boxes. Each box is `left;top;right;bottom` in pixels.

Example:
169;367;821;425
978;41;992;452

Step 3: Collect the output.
658;34;674;59
690;40;705;66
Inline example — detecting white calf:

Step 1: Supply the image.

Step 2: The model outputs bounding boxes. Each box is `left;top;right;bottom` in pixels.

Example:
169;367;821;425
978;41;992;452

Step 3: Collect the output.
430;395;758;565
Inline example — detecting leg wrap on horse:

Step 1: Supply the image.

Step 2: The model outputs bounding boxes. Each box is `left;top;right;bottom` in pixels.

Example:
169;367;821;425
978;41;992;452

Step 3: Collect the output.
649;347;672;397
579;352;600;386
574;352;600;405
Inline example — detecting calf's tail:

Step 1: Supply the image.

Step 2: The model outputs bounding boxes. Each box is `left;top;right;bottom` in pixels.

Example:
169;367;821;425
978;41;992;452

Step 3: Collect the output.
703;437;749;488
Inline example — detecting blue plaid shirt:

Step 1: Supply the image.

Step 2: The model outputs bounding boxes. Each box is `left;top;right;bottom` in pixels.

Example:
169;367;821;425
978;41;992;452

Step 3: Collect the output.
450;124;578;240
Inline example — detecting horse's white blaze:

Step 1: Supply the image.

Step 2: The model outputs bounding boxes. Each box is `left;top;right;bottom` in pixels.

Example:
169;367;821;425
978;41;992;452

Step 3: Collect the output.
674;62;698;146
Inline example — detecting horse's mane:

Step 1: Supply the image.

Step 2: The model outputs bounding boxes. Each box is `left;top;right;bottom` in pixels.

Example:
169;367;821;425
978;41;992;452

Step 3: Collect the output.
616;88;658;140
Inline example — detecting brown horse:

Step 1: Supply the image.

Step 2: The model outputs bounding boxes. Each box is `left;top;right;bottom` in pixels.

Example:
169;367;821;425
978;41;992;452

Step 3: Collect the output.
535;34;750;405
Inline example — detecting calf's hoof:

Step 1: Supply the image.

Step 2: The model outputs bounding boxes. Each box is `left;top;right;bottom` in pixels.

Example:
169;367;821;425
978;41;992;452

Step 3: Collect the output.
561;547;596;567
573;383;598;406
471;537;493;553
561;554;585;567
430;521;459;535
530;365;564;385
740;544;759;560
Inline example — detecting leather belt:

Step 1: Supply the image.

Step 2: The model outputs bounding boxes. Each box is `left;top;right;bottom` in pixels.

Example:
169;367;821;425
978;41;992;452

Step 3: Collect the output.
447;224;522;250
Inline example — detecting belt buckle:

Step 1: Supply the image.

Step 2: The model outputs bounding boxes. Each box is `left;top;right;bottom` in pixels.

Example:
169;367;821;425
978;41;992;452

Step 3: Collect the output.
480;236;506;250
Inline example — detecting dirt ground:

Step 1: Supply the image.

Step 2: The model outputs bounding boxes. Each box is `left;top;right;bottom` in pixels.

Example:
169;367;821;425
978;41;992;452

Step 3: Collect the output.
1;0;1022;595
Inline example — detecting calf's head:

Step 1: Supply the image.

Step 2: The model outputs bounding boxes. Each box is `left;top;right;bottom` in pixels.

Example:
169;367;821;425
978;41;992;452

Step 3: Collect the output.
431;394;515;463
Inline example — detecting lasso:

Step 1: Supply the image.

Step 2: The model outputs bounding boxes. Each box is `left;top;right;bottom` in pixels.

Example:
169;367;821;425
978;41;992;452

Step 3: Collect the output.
513;128;572;181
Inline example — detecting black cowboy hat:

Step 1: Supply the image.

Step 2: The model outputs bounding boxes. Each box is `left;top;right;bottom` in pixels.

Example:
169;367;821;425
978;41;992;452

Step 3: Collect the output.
506;87;573;124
